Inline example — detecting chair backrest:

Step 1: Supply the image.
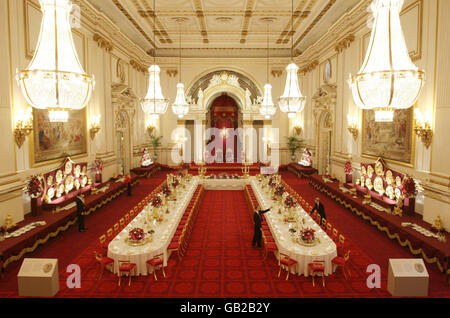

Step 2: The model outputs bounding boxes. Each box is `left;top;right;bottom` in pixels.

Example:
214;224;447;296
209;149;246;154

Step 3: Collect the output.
99;234;106;244
94;251;103;262
106;228;113;239
333;228;339;238
339;234;345;244
321;218;327;227
344;250;351;262
113;223;119;233
118;260;130;266
153;253;164;262
327;223;332;232
119;218;125;228
124;213;130;222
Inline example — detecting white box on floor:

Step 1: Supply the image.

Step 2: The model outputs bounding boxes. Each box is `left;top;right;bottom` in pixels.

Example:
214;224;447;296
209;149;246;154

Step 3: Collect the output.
18;258;59;297
387;258;429;297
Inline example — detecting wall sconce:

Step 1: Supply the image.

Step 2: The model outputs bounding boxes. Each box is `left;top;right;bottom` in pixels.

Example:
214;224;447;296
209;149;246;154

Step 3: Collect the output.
414;109;433;148
89;114;101;139
146;115;158;136
347;114;358;139
147;124;155;135
293;120;303;135
13;107;33;148
262;136;272;150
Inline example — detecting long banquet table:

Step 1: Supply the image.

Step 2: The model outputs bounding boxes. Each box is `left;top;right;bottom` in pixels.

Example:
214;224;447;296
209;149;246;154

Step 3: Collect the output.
107;178;199;276
250;177;337;276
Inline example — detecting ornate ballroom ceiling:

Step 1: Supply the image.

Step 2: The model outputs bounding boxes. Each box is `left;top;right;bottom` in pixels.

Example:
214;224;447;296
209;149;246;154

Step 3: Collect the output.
87;0;361;58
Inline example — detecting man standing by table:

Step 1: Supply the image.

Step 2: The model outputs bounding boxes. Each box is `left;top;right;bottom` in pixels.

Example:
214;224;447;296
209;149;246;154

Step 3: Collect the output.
125;174;132;196
75;194;87;232
311;197;326;220
252;204;272;248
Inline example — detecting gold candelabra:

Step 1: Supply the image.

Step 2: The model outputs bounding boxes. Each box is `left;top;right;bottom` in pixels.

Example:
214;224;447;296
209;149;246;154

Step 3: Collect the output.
198;161;207;178
242;161;250;179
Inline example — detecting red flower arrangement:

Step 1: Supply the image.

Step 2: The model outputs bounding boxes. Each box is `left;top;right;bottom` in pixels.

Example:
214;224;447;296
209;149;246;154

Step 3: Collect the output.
172;178;180;188
150;196;162;208
401;176;417;198
300;228;315;244
24;175;43;198
268;177;275;187
94;160;103;174
162;185;172;197
129;228;145;242
344;161;353;174
284;195;297;209
274;185;285;197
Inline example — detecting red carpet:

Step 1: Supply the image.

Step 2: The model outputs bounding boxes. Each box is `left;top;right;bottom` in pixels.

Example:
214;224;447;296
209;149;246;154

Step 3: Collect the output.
1;172;447;297
280;171;450;297
0;172;168;297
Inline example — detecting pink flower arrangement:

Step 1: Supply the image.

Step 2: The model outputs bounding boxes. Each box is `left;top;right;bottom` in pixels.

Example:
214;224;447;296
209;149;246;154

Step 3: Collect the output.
300;228;315;244
284;195;297;209
172;178;180;188
94;160;103;174
150;196;162;208
129;228;145;242
344;161;353;174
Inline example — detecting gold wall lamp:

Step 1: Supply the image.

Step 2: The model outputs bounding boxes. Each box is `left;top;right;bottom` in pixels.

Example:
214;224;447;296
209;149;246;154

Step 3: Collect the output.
89;114;101;139
414;109;433;148
347;113;358;139
14;107;33;148
293;119;303;136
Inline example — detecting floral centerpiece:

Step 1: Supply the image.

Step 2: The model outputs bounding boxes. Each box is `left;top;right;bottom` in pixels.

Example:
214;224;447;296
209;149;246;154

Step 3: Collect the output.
274;185;285;197
24;175;44;199
150;196;162;208
401;176;417;198
268;177;275;188
162;184;172;197
129;228;145;244
284;195;297;209
344;161;353;183
172;178;180;188
299;228;316;245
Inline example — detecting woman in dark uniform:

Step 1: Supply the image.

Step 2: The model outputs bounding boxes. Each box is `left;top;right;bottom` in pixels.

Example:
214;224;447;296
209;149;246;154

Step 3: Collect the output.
252;205;271;248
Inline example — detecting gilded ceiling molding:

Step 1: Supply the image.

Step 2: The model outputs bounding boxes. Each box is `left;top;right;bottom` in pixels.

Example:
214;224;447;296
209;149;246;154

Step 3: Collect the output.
166;69;178;78
294;0;338;48
276;0;314;45
193;0;209;44
240;0;256;44
334;34;355;53
300;60;319;74
93;33;113;52
271;69;283;78
130;59;147;73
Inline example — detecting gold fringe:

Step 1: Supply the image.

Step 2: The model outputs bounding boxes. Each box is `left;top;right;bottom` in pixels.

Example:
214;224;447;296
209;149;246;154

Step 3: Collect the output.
2;181;139;269
309;179;449;275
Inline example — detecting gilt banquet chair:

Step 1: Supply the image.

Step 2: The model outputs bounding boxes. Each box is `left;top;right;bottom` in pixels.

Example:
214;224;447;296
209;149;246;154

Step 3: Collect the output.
326;223;333;236
263;236;278;261
99;234;108;250
321;218;327;229
119;218;125;229
332;250;351;279
113;223;120;234
146;253;166;280
118;260;136;286
124;213;130;223
278;253;297;280
332;228;339;242
94;251;114;280
106;228;114;241
336;234;345;253
308;260;326;287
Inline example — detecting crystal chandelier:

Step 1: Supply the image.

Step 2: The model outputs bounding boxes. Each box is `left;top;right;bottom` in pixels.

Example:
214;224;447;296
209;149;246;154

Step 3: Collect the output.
17;0;94;123
140;0;169;117
171;20;189;119
260;20;276;119
278;0;306;119
350;0;424;122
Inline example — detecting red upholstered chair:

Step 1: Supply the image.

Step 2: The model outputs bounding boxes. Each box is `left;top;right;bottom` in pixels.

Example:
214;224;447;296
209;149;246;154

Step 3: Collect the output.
326;223;333;236
119;218;125;229
336;234;345;252
332;228;339;242
118;260;136;286
263;237;278;261
113;223;120;234
94;251;114;280
278;253;297;280
308;260;326;287
146;253;166;280
321;218;327;230
332;250;351;279
106;228;114;241
99;234;108;250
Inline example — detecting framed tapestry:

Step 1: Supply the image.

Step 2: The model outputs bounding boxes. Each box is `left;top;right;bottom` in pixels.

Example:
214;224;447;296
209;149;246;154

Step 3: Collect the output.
362;108;414;166
31;109;87;165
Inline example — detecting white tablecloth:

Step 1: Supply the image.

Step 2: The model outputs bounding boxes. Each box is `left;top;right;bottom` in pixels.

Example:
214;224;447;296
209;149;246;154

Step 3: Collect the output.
107;178;199;276
250;177;337;276
202;178;248;190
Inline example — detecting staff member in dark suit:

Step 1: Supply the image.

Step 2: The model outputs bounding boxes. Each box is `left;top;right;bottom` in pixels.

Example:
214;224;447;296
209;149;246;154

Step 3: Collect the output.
252;205;272;248
311;197;326;220
75;194;87;232
125;174;132;196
